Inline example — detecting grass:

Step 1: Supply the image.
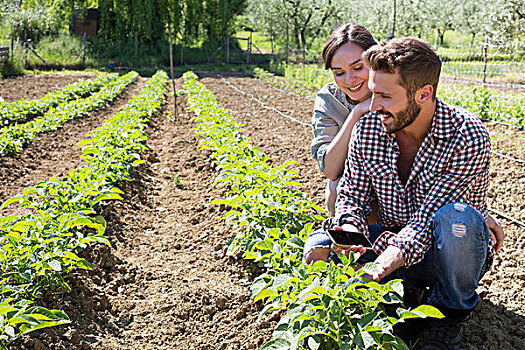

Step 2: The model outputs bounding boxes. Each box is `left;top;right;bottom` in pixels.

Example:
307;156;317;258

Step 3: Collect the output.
3;30;261;72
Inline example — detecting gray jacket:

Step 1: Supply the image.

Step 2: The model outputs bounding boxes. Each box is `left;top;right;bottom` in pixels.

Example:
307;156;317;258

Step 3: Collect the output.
310;82;355;171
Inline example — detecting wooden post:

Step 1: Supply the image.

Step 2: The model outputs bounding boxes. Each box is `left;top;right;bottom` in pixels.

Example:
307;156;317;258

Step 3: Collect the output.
225;31;230;63
134;32;138;67
247;31;252;64
270;31;274;60
23;30;27;67
286;24;289;64
483;42;488;84
82;32;86;67
10;27;14;59
167;24;178;121
391;0;397;38
180;32;184;66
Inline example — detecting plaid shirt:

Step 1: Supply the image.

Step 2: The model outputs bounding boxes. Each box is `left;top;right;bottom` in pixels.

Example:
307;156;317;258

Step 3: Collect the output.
325;98;494;267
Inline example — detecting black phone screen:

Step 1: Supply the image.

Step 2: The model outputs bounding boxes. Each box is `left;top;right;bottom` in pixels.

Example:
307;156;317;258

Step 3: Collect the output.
326;229;372;248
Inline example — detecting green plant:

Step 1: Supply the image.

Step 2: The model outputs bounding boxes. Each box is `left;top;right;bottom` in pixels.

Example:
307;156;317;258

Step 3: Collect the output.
173;174;184;188
0;299;70;348
0;71;137;156
0;60;25;78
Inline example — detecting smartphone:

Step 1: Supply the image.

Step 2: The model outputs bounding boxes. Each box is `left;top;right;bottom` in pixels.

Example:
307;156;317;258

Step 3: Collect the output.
326;229;373;249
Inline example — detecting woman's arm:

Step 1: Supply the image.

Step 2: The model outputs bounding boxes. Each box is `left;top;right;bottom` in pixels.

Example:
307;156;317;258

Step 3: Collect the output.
322;98;371;180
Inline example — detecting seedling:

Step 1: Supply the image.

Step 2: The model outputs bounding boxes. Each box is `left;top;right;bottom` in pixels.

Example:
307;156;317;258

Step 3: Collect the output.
173;174;184;188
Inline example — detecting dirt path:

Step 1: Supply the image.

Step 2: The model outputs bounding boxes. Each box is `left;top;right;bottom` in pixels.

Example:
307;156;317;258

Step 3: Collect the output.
0;78;145;213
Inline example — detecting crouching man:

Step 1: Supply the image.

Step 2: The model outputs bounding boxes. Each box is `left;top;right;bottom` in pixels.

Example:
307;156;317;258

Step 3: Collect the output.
304;37;505;350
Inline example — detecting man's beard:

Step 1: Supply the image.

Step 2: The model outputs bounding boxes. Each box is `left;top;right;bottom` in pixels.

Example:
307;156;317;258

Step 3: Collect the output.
380;97;421;134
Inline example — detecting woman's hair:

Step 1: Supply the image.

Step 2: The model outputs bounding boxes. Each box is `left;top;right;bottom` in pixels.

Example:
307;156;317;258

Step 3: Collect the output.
363;37;441;100
322;23;377;70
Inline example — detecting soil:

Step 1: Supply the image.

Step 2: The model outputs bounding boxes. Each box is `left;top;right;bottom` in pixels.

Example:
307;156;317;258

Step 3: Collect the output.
0;73;96;102
0;71;523;350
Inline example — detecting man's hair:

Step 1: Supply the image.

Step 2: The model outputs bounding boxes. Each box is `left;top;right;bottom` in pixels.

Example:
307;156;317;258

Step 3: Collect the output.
363;37;441;100
322;23;377;70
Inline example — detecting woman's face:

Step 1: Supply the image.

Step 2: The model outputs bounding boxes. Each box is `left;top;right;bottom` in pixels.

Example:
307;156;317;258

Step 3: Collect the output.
330;42;370;103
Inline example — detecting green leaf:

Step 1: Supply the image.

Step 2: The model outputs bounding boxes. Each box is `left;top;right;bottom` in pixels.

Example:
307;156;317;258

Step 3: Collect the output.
250;278;270;299
0;196;22;210
254;289;278;303
286;236;304;249
307;335;321;350
396;305;445;319
93;192;122;205
361;262;381;275
260;338;291;350
272;274;298;289
47;260;62;272
412;305;445;318
75;258;96;270
5;325;15;337
0;304;17;316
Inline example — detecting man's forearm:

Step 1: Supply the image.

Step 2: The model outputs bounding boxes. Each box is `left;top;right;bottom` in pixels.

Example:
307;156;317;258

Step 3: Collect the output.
374;245;405;281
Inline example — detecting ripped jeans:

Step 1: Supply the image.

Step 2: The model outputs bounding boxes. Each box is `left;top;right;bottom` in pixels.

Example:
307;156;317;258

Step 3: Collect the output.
304;202;490;311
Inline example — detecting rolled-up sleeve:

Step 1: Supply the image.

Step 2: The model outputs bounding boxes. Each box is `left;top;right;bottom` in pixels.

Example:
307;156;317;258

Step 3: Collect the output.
310;84;351;172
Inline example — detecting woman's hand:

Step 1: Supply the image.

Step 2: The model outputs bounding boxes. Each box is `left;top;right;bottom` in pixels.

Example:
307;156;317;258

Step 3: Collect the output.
487;213;505;252
350;96;372;121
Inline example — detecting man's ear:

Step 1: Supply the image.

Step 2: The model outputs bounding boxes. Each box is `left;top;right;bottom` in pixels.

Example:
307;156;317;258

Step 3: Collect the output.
417;84;433;104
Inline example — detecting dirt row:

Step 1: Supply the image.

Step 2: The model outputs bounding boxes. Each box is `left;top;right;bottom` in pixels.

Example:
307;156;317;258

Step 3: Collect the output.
0;71;523;349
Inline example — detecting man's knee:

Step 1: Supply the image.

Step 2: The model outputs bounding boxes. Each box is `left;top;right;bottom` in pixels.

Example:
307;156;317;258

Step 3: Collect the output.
305;247;330;264
432;202;489;272
433;203;488;240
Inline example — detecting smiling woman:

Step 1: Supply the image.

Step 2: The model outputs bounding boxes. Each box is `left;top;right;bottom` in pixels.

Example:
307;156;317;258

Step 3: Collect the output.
310;23;377;217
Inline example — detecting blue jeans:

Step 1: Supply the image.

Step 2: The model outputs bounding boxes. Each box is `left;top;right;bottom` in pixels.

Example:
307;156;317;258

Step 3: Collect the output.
304;203;490;310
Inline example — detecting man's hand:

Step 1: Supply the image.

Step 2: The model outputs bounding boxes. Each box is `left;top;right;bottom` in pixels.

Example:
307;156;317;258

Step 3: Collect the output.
330;224;367;260
371;245;405;281
487;213;505;252
331;244;367;260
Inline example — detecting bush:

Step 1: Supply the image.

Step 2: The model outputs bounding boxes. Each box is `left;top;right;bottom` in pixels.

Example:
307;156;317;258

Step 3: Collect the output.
0;59;24;78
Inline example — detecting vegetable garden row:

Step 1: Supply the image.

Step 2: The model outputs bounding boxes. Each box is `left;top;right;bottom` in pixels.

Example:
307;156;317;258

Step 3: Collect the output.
0;72;138;156
0;71;168;348
0;74;114;126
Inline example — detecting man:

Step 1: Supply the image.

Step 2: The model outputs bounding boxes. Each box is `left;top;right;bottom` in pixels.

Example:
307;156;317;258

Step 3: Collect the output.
304;37;504;350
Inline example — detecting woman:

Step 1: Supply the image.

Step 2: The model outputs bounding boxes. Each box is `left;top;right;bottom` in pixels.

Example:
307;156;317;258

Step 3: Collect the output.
310;23;377;217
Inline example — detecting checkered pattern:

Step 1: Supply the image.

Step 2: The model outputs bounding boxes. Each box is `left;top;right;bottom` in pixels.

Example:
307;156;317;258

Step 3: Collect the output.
324;98;494;267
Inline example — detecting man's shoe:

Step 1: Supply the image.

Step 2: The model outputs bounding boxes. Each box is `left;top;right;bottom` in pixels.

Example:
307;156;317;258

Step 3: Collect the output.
394;317;429;348
421;307;470;350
